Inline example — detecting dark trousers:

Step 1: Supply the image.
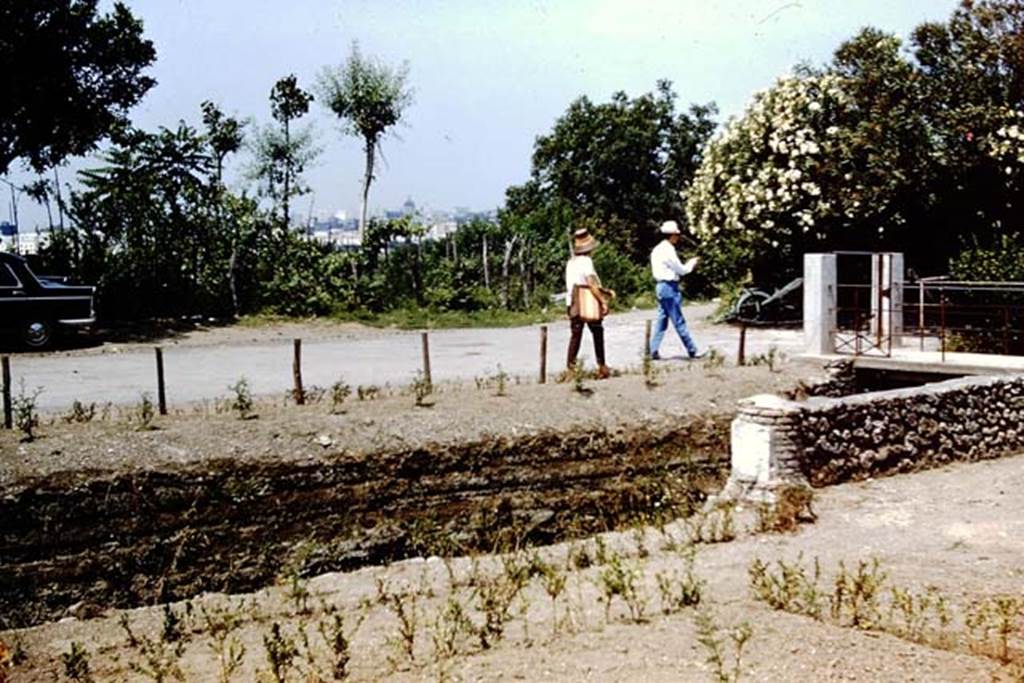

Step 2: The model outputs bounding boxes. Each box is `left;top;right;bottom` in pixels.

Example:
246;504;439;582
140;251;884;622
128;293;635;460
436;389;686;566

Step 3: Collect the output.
567;317;606;368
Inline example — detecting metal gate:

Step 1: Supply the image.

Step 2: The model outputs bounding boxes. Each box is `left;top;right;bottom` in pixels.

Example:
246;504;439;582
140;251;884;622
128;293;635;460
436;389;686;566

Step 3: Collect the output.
833;252;900;357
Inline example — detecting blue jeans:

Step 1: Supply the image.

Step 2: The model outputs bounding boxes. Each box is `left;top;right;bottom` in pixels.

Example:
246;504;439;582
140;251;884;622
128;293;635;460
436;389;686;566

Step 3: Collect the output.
650;281;698;357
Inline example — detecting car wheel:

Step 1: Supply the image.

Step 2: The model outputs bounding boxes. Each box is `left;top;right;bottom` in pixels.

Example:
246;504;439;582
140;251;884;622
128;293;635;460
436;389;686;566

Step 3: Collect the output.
21;321;53;348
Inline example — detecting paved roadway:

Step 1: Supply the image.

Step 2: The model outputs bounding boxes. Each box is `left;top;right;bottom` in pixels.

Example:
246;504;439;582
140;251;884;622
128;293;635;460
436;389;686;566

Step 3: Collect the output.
8;305;804;412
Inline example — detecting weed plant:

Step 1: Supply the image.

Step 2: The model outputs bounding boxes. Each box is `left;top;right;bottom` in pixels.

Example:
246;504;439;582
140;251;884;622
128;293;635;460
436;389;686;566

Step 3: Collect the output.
200;604;246;683
356;385;380;401
493;365;509;397
703;348;726;370
642;346;659;388
412;371;434;408
63;400;96;424
61;642;94;682
227;377;254;420
571;359;591;395
694;607;752;683
134;392;156;431
597;551;648;623
377;580;420;663
262;622;298;683
330;379;352;413
753;485;816;534
745;554;1024;667
13;381;41;441
656;545;705;614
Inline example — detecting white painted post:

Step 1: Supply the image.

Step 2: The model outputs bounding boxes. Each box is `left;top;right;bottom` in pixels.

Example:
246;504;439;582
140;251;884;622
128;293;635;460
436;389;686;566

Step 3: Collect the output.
870;252;904;348
803;253;836;355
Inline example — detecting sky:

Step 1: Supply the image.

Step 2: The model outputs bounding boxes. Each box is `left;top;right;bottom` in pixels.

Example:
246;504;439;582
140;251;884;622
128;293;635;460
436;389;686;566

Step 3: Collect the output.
8;0;960;228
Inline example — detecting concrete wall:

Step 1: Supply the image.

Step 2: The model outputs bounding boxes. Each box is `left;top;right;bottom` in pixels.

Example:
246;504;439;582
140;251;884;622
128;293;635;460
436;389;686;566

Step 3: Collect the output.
725;373;1024;499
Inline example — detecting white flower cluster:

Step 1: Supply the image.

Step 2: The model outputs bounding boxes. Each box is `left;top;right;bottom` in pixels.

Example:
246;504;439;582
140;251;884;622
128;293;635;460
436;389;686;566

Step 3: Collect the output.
991;108;1024;170
687;73;847;241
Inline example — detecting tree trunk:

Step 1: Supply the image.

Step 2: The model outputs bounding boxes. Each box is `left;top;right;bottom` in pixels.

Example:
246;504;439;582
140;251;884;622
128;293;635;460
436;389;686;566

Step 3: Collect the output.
413;237;424;306
228;245;240;318
359;139;375;246
520;239;529;309
482;233;490;290
501;235;519;309
53;168;66;232
283;119;291;232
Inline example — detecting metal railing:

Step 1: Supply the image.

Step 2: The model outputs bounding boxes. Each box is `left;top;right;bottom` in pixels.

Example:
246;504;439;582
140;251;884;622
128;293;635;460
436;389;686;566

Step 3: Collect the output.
833;278;1024;360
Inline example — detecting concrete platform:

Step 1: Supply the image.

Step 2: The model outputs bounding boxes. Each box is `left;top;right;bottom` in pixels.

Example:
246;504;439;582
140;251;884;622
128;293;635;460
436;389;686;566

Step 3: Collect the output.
801;347;1024;377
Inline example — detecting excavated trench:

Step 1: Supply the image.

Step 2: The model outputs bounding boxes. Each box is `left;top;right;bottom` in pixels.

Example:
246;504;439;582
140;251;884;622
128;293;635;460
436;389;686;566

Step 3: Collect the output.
0;414;731;629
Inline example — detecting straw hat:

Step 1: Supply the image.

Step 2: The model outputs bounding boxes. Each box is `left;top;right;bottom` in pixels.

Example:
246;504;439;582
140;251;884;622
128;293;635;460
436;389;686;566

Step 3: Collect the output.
573;228;598;255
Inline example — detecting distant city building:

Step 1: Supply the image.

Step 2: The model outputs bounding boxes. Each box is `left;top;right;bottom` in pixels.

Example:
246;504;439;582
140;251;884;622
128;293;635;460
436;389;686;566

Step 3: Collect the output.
0;223;51;255
427;221;458;240
307;201;497;249
401;197;416;216
308;214;361;248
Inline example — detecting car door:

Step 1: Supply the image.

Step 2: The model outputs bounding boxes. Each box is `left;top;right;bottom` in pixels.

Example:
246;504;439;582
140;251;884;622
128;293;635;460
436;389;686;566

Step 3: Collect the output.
0;259;29;326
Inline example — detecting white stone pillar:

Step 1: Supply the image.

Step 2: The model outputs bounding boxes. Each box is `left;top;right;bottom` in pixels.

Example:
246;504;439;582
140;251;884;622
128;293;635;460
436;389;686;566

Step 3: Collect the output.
719;394;807;503
870;253;904;349
804;253;836;355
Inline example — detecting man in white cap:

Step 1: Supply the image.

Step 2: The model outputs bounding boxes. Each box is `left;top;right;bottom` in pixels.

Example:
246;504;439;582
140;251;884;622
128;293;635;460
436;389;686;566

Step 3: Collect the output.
649;220;707;360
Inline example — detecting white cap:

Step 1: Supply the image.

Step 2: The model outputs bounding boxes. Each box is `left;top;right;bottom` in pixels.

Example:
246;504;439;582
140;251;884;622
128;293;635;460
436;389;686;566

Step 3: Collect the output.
659;220;681;235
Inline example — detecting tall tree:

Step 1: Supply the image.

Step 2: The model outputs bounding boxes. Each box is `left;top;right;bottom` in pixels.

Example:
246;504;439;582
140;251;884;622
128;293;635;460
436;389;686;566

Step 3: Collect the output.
316;43;413;242
248;77;319;232
525;81;716;262
0;0;156;174
201;101;246;315
269;76;314;231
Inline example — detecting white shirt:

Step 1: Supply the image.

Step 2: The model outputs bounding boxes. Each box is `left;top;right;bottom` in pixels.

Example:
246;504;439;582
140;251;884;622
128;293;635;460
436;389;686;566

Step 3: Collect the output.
565;255;596;301
650;239;696;282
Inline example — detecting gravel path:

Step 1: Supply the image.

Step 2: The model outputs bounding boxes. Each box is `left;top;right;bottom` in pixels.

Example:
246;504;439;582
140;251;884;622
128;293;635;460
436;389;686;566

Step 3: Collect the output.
6;305;802;412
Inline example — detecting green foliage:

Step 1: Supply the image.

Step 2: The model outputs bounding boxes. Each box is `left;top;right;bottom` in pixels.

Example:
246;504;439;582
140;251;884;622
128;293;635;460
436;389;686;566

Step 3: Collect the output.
523;81;716;264
0;0;156;174
316;42;413;234
689;2;1024;287
249;75;319;230
950;232;1024;281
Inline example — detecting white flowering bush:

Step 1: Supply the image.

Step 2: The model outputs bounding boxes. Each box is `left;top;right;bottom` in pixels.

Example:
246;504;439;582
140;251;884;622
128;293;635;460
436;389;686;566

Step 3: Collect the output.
990;108;1024;171
686;72;851;286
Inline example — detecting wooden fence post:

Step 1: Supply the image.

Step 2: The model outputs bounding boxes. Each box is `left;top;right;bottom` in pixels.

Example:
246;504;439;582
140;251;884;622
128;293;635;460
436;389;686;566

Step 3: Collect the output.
421;332;432;390
738;324;748;367
539;325;548;384
293;338;305;405
155;347;167;415
2;356;11;430
644;319;652;358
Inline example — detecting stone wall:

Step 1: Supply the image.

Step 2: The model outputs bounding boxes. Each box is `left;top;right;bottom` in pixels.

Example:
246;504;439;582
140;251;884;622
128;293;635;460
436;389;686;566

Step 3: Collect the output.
726;373;1024;498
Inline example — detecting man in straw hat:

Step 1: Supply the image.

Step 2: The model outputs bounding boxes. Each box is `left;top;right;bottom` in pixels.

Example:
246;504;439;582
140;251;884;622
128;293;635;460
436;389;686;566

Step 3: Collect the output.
649;220;708;360
563;228;615;379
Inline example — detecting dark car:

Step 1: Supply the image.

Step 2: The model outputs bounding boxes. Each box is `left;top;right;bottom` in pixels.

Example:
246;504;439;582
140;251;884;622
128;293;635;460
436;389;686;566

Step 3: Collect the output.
0;251;95;348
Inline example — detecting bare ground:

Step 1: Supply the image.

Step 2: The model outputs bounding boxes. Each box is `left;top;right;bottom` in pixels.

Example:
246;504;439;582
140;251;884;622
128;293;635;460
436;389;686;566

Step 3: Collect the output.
3;453;1022;681
2;349;1022;681
0;359;813;489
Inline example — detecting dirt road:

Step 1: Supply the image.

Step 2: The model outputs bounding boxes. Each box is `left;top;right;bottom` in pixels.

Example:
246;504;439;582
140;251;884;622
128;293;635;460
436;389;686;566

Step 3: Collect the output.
7;305;802;412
